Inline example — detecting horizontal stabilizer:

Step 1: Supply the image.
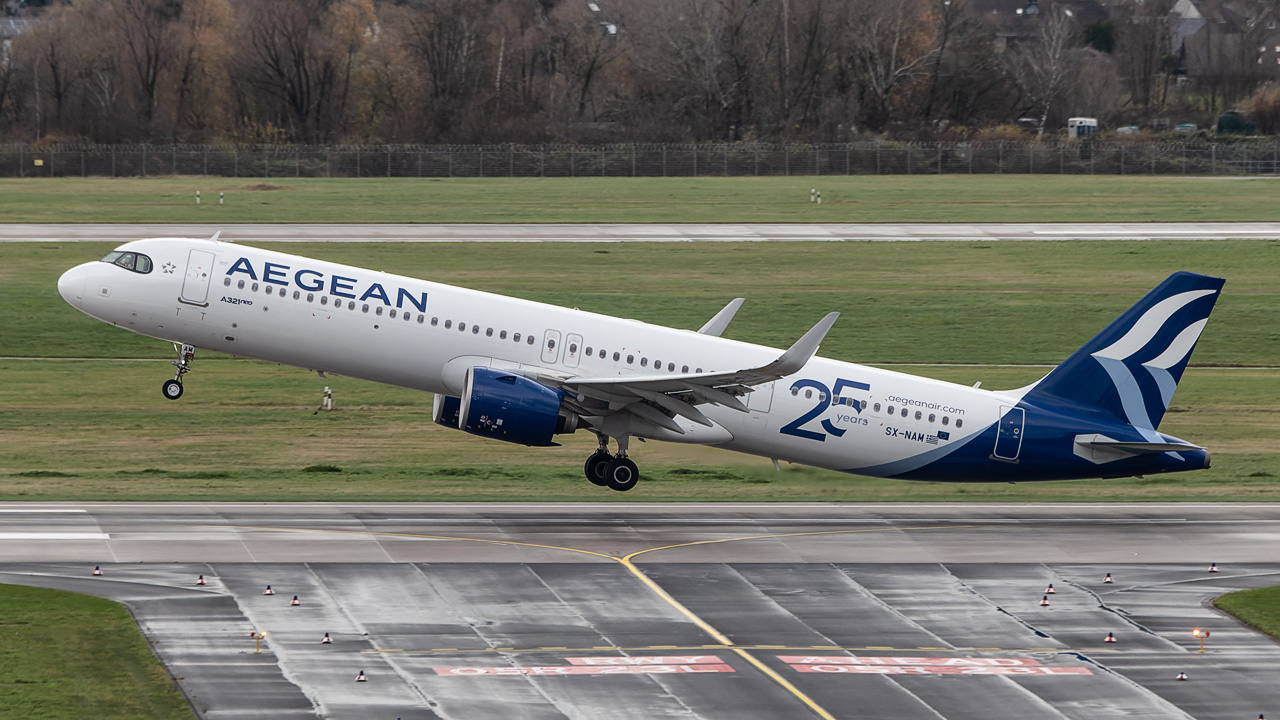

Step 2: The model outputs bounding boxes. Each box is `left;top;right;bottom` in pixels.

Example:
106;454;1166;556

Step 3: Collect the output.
1080;438;1203;454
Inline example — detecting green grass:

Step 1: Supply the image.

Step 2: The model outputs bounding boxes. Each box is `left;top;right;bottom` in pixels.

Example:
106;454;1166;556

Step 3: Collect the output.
1214;587;1280;642
3;238;1278;501
0;584;194;720
2;176;1280;223
5;239;1280;364
0;360;1276;501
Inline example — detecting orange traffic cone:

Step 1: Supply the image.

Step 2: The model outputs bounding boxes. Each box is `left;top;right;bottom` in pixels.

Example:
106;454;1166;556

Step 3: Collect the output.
1176;671;1187;681
197;575;206;586
1105;632;1116;643
1104;573;1114;584
1046;584;1056;594
92;565;102;576
290;595;300;606
321;633;332;644
1208;563;1218;573
355;670;367;682
1040;595;1050;607
264;585;276;595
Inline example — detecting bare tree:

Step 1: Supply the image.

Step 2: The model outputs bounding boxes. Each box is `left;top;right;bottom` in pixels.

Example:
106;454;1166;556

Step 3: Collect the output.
106;0;179;130
842;0;940;131
1114;0;1177;108
1007;8;1080;135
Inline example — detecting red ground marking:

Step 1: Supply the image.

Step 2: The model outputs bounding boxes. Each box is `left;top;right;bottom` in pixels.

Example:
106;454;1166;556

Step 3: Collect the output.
778;656;1045;667
565;656;724;666
792;665;1092;676
434;664;736;676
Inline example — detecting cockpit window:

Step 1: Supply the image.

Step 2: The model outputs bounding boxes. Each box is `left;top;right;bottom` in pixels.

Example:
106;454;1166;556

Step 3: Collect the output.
100;251;153;274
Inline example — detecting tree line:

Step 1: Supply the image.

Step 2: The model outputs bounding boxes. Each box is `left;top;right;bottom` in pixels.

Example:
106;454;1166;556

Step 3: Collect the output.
1;0;1277;145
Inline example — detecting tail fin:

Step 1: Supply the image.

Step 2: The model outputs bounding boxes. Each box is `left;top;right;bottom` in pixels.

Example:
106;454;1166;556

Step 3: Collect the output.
1020;271;1224;430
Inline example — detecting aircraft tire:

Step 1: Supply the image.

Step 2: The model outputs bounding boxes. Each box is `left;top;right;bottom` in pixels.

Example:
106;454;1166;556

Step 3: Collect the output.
605;457;639;492
584;451;612;486
162;379;184;400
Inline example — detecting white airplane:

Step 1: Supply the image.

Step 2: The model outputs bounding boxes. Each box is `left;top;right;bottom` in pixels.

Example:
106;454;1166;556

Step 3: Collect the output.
58;237;1223;491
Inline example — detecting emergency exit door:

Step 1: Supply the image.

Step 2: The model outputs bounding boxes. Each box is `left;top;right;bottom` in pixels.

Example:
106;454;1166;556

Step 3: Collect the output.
179;249;216;306
992;406;1024;461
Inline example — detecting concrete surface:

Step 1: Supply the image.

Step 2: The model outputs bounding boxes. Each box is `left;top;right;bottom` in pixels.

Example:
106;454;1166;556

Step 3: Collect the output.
6;222;1280;243
1;503;1277;720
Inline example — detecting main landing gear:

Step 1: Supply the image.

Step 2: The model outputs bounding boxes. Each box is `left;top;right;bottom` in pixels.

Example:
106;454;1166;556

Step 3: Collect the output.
584;434;639;492
162;343;196;400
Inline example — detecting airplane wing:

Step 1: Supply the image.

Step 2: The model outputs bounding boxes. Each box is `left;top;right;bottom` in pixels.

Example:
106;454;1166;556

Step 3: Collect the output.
551;312;839;435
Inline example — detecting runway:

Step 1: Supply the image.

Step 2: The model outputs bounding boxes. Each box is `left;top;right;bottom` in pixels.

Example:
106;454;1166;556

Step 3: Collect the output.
5;222;1280;243
2;503;1278;719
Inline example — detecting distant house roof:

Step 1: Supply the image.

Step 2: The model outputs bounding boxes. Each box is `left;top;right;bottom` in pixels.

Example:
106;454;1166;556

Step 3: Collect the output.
0;17;37;38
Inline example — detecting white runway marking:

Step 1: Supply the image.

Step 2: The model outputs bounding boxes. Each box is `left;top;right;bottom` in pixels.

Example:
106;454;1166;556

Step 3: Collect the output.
0;509;88;513
0;532;109;539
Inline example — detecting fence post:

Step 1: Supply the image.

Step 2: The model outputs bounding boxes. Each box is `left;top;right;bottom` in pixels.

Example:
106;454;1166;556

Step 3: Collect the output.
785;145;789;176
998;142;1002;173
1244;147;1249;175
969;144;973;174
814;146;819;175
233;146;238;177
541;145;545;177
1059;144;1064;174
296;148;300;177
203;146;208;176
937;142;942;174
1182;143;1187;175
142;146;147;177
111;146;116;177
601;146;605;177
876;143;880;174
724;144;728;176
1150;145;1155;175
570;146;574;177
755;145;760;176
907;145;912;174
81;149;85;178
693;146;698;177
265;145;270;178
172;146;176;175
510;144;514;177
1120;144;1125;175
846;145;851;175
1028;143;1033;174
388;146;393;177
632;144;636;177
1211;144;1216;175
662;147;666;177
479;147;484;177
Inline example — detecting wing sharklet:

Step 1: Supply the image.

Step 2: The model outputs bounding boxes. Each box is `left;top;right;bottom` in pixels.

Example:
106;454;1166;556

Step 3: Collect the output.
698;298;745;336
758;312;840;377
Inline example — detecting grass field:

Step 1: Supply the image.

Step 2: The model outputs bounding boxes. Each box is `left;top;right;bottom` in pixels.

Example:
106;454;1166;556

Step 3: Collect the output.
2;237;1278;501
0;584;194;719
2;176;1280;223
1215;587;1280;642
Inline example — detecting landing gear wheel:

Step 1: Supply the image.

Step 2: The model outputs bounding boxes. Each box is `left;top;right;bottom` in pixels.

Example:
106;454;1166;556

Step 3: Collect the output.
162;379;184;400
605;457;639;492
584;451;612;487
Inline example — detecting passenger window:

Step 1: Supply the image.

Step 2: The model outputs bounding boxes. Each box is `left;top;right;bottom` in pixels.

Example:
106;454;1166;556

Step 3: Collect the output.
404;312;411;321
362;304;369;313
641;358;648;367
613;352;620;361
472;325;479;334
818;392;826;402
682;365;689;373
349;301;356;310
224;277;231;287
548;339;556;349
417;315;424;323
265;286;273;295
805;389;812;399
914;410;922;420
599;349;606;358
696;368;703;373
626;355;634;364
901;408;908;417
238;280;245;290
668;363;675;372
376;306;383;316
293;290;300;300
873;402;880;412
307;293;314;302
513;332;520;342
956;419;964;428
584;346;592;355
445;320;452;328
942;416;949;425
500;330;507;339
458;322;465;331
486;328;493;337
252;283;259;292
389;308;395;318
323;296;331;305
791;387;799;396
570;343;578;354
888;406;895;414
527;336;535;345
929;413;935;423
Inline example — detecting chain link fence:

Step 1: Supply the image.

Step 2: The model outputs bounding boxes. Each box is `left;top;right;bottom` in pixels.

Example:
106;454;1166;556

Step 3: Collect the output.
3;141;1280;178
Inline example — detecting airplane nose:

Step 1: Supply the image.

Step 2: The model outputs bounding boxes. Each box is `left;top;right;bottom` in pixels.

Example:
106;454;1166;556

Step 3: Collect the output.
58;265;87;307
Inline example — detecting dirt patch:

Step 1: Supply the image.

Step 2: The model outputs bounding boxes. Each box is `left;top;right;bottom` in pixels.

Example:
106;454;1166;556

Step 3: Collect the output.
241;183;297;192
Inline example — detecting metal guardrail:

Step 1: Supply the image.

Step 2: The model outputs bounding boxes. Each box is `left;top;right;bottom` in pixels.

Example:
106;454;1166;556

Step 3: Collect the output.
2;141;1279;178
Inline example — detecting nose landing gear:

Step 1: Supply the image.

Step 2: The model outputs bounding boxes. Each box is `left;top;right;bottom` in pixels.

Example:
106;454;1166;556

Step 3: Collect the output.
583;434;640;492
162;343;196;400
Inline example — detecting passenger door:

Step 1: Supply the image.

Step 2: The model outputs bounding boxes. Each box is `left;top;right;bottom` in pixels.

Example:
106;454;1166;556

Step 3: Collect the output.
179;249;216;306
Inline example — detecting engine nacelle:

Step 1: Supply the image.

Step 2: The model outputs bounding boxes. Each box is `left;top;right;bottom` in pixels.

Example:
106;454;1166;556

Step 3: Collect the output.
459;367;575;446
432;394;462;428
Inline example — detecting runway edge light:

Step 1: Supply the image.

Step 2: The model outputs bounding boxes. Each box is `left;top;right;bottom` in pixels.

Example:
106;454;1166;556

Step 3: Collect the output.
356;670;367;682
92;565;102;576
1209;562;1219;573
322;633;332;644
1105;632;1116;643
291;595;300;606
1176;671;1187;681
264;584;275;595
197;574;205;586
1104;573;1114;584
1040;595;1050;607
1046;584;1056;594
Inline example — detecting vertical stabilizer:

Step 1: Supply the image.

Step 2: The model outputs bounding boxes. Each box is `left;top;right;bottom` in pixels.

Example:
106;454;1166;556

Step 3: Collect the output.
1020;272;1224;430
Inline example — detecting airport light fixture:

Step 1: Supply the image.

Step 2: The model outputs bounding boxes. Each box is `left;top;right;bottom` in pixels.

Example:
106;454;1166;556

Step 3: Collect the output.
250;630;268;654
1192;628;1209;652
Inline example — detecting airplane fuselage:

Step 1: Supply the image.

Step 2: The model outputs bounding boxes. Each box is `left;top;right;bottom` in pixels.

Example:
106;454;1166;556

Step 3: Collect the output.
58;238;1213;484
